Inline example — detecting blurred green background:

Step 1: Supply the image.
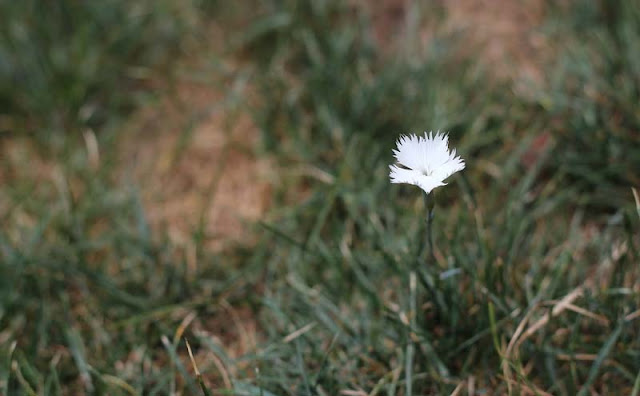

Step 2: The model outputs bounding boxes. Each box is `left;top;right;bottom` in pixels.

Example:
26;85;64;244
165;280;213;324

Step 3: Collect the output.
1;1;639;395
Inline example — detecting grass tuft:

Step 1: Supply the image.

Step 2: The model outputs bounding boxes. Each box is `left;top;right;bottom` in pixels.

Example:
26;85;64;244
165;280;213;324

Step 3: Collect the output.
1;0;639;394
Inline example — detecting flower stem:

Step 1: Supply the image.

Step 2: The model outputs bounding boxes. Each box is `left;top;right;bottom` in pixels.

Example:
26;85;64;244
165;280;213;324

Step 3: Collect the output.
423;192;436;265
416;192;440;302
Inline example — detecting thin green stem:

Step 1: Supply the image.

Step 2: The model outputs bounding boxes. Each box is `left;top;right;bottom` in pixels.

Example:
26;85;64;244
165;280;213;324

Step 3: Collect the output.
423;191;436;263
426;206;435;265
417;192;444;308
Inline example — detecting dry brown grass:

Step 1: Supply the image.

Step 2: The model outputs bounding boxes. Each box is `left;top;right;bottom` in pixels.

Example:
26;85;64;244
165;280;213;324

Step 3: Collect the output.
444;0;549;80
366;0;552;85
121;62;272;251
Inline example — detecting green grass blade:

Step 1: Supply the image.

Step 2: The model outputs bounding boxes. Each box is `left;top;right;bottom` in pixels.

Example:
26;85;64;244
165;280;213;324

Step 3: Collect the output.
577;320;625;396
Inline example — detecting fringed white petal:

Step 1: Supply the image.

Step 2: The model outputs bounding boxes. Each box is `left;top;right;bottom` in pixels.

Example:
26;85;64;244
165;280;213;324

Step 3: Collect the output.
389;131;465;194
414;175;446;194
389;165;446;194
393;134;427;171
430;155;465;181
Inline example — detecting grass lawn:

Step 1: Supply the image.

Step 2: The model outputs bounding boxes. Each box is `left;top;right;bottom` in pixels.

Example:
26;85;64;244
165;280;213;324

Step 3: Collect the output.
1;1;639;395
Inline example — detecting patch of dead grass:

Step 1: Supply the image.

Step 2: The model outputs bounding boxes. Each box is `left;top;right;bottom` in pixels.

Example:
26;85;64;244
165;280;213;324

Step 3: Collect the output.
363;0;553;87
444;0;550;81
121;68;272;251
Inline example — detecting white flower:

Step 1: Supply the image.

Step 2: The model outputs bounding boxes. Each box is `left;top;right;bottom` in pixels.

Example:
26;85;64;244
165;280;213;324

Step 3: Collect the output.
389;131;465;194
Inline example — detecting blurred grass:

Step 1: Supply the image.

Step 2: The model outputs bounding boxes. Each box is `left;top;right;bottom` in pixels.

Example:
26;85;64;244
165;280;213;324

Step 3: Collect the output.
0;0;198;141
240;0;640;394
539;0;640;209
1;0;639;395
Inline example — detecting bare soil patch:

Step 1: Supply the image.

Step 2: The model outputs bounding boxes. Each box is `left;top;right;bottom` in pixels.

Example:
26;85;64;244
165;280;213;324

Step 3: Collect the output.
444;0;550;84
364;0;550;84
121;70;271;251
